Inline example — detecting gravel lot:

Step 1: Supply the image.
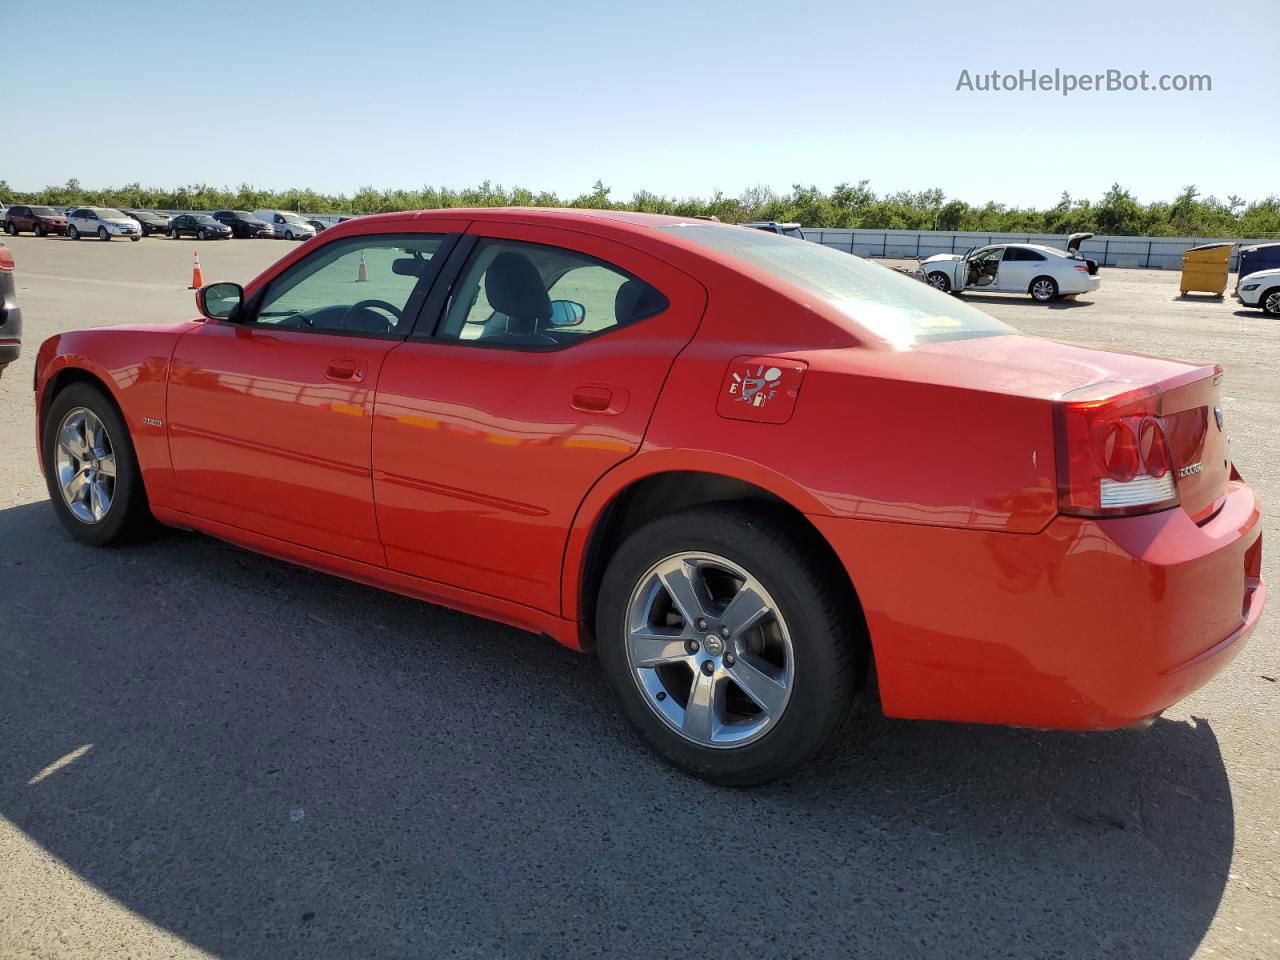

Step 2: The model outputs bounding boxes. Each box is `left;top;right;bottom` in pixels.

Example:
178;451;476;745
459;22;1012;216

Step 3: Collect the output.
1;234;1276;960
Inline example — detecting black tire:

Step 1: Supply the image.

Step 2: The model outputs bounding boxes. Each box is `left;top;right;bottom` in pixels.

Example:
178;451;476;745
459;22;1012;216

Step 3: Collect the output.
41;382;153;546
3;221;16;236
169;228;179;239
197;228;207;241
69;225;80;240
1030;275;1059;301
97;226;109;241
1261;287;1280;317
926;271;951;293
130;235;140;242
33;223;45;237
596;504;862;786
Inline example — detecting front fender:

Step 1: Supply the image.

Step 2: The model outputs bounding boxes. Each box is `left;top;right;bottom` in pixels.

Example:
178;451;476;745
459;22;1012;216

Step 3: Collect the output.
35;322;198;506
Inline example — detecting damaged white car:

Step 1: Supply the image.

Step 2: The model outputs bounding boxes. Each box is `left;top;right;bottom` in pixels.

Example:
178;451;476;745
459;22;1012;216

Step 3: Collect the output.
922;233;1099;301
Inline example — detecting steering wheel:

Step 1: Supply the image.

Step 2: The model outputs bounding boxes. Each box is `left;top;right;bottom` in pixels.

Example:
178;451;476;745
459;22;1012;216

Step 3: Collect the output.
339;298;404;331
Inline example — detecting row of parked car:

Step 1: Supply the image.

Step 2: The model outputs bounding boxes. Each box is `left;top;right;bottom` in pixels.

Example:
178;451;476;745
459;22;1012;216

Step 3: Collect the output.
1;204;345;242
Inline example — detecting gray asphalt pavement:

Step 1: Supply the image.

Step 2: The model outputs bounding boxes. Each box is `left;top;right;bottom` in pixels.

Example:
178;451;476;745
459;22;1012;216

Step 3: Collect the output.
1;235;1276;959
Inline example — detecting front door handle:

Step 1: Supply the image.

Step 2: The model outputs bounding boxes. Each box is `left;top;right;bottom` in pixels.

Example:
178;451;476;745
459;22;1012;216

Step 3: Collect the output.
326;359;366;382
570;384;628;415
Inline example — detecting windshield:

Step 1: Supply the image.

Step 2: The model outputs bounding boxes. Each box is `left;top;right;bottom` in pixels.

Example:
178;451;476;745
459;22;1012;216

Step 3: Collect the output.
193;216;218;224
281;215;307;225
94;208;128;219
31;206;59;217
660;224;1015;347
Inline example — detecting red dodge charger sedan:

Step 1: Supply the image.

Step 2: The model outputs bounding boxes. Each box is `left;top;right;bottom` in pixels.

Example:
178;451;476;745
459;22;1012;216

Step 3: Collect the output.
34;209;1266;784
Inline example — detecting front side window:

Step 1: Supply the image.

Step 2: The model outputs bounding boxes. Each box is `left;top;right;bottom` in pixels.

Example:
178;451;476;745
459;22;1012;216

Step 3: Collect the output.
253;233;446;336
435;239;667;349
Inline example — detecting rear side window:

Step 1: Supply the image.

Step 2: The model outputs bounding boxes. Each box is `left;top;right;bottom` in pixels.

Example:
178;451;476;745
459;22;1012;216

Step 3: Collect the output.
435;239;667;350
660;224;1014;347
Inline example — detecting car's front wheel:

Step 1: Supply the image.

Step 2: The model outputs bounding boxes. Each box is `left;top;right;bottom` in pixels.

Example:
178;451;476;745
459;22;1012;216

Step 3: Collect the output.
1030;276;1059;301
69;225;80;240
33;223;45;237
97;226;109;241
927;271;951;293
42;383;152;546
169;228;179;239
197;228;207;241
597;505;861;785
1261;288;1280;316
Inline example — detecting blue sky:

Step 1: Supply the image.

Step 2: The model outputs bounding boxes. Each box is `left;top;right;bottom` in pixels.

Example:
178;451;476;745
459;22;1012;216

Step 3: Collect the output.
5;0;1276;207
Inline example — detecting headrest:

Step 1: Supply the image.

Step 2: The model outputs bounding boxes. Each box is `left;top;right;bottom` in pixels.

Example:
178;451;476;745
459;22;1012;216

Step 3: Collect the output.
485;252;551;324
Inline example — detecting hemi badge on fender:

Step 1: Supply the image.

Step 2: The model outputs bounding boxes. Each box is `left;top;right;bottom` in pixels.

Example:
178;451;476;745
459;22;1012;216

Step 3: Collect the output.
716;357;807;425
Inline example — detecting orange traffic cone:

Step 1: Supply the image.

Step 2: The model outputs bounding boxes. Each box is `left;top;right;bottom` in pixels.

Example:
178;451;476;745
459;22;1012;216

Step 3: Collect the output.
356;251;368;282
189;251;204;290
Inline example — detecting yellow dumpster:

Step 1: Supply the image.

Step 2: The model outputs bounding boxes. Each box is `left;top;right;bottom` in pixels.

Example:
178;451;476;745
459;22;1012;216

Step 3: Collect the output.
1179;242;1233;296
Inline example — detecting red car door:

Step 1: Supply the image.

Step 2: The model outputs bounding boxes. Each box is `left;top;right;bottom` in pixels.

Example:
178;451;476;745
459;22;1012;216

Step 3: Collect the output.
372;223;706;613
166;230;458;565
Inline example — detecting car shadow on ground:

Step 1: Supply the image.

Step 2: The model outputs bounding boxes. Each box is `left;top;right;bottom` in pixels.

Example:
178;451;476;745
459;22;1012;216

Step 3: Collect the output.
961;293;1093;310
0;498;1233;959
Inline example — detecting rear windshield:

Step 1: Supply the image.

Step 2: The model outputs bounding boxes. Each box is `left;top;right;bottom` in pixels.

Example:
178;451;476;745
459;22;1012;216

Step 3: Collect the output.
659;224;1015;347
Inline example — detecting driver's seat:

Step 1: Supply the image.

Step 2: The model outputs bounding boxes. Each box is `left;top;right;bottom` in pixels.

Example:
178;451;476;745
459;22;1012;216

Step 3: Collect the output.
481;251;556;344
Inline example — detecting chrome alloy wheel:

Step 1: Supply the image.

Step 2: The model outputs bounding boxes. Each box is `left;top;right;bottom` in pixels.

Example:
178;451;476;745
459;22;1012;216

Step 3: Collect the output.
54;407;116;523
1264;290;1280;315
1031;279;1056;301
625;552;795;749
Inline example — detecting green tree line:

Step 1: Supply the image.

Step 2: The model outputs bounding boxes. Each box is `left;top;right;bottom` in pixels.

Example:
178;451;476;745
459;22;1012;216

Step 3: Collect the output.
3;178;1277;238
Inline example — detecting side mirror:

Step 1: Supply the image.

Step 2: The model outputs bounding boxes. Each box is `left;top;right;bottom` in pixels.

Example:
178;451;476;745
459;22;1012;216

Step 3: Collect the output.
196;281;244;321
548;299;585;327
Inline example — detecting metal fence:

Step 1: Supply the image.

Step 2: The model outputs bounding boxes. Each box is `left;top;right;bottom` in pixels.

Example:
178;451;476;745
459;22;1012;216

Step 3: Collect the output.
801;229;1271;271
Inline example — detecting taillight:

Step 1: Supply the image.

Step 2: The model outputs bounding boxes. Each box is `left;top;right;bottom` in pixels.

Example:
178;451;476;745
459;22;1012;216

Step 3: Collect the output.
1055;392;1178;517
1073;264;1090;273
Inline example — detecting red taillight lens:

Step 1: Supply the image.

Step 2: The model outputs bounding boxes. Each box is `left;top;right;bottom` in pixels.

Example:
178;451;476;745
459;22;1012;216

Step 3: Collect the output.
1138;417;1170;477
1094;420;1139;481
1055;393;1179;517
1074;264;1089;273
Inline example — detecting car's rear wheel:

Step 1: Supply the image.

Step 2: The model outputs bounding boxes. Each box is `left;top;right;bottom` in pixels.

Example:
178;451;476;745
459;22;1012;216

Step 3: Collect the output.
927;271;951;293
69;225;80;240
3;222;16;236
596;504;861;785
1030;276;1059;301
285;230;295;241
42;383;152;546
33;223;45;237
97;226;109;241
1262;288;1280;316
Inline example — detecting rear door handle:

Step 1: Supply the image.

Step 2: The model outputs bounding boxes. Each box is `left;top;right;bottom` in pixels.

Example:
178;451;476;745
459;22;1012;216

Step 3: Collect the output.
570;384;627;415
326;359;365;382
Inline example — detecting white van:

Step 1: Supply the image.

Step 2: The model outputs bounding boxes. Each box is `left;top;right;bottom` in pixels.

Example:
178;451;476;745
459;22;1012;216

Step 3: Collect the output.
251;210;316;241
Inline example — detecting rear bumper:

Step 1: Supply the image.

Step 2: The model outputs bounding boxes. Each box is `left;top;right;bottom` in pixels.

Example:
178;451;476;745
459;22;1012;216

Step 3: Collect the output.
812;481;1265;730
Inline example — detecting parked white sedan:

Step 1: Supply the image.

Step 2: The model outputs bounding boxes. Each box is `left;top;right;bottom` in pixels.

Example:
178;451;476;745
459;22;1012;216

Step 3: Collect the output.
1236;268;1280;316
922;233;1099;301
